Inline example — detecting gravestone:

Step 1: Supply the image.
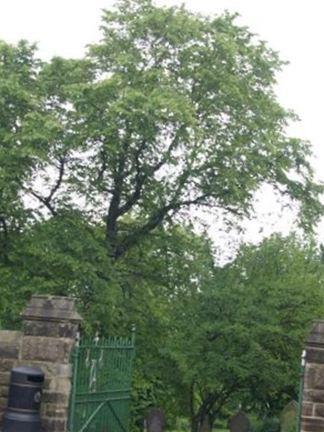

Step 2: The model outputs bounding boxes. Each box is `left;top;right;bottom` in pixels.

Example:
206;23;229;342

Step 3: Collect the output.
280;400;298;432
228;411;250;432
146;408;166;432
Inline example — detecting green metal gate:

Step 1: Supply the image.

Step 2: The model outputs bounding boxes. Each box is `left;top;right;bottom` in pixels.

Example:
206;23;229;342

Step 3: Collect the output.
68;332;135;432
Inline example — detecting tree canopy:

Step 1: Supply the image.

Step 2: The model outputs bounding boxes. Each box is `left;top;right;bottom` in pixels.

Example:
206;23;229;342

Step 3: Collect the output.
1;0;322;262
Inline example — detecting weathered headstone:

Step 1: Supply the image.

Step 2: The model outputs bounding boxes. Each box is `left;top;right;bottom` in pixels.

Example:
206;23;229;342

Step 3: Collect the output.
228;411;250;432
280;400;298;432
146;408;166;432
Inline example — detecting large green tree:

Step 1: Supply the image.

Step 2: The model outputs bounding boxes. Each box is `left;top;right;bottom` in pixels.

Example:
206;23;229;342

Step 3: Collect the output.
8;0;321;261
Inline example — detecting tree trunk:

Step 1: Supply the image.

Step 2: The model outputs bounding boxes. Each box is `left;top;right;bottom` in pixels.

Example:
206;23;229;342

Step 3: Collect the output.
191;413;212;432
191;417;199;432
199;415;212;432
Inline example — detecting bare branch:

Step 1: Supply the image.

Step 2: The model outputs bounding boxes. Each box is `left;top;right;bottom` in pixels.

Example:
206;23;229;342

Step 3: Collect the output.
97;150;108;183
151;125;186;173
106;139;129;248
47;157;65;203
117;141;147;216
26;157;66;217
28;190;57;216
0;216;8;237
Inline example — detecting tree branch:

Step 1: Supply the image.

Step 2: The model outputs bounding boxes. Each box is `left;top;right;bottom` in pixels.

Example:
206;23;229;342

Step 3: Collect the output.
28;190;57;216
47;157;65;203
26;157;66;217
106;138;130;251
190;381;196;421
0;216;8;238
115;194;208;258
117;140;147;216
97;150;107;183
117;126;187;218
0;216;9;263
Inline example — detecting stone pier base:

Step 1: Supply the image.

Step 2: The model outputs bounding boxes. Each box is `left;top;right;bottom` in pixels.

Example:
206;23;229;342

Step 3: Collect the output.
301;321;324;432
0;295;82;432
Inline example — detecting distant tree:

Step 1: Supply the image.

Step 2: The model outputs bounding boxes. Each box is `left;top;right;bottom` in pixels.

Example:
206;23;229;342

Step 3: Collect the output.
167;235;324;432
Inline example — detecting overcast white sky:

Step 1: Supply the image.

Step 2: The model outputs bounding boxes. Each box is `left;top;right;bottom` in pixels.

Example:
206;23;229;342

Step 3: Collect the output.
0;0;323;254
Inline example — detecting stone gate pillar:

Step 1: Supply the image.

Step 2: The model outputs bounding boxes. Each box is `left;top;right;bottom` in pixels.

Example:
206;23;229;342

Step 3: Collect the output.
21;295;82;432
301;320;324;432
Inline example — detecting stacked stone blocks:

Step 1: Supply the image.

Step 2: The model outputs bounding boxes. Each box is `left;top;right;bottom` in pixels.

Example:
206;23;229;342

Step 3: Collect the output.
0;295;82;432
301;320;324;432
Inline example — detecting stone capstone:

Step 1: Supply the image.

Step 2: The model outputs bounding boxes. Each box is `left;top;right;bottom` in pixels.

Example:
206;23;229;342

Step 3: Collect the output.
22;295;82;324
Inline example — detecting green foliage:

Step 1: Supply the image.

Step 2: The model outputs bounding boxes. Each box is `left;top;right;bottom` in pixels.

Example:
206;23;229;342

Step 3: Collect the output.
1;0;321;262
0;1;324;431
73;0;322;258
252;417;280;432
0;40;41;250
167;234;324;430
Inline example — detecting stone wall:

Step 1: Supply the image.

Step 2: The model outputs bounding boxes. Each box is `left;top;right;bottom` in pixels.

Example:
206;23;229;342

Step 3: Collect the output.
301;320;324;432
0;295;82;432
